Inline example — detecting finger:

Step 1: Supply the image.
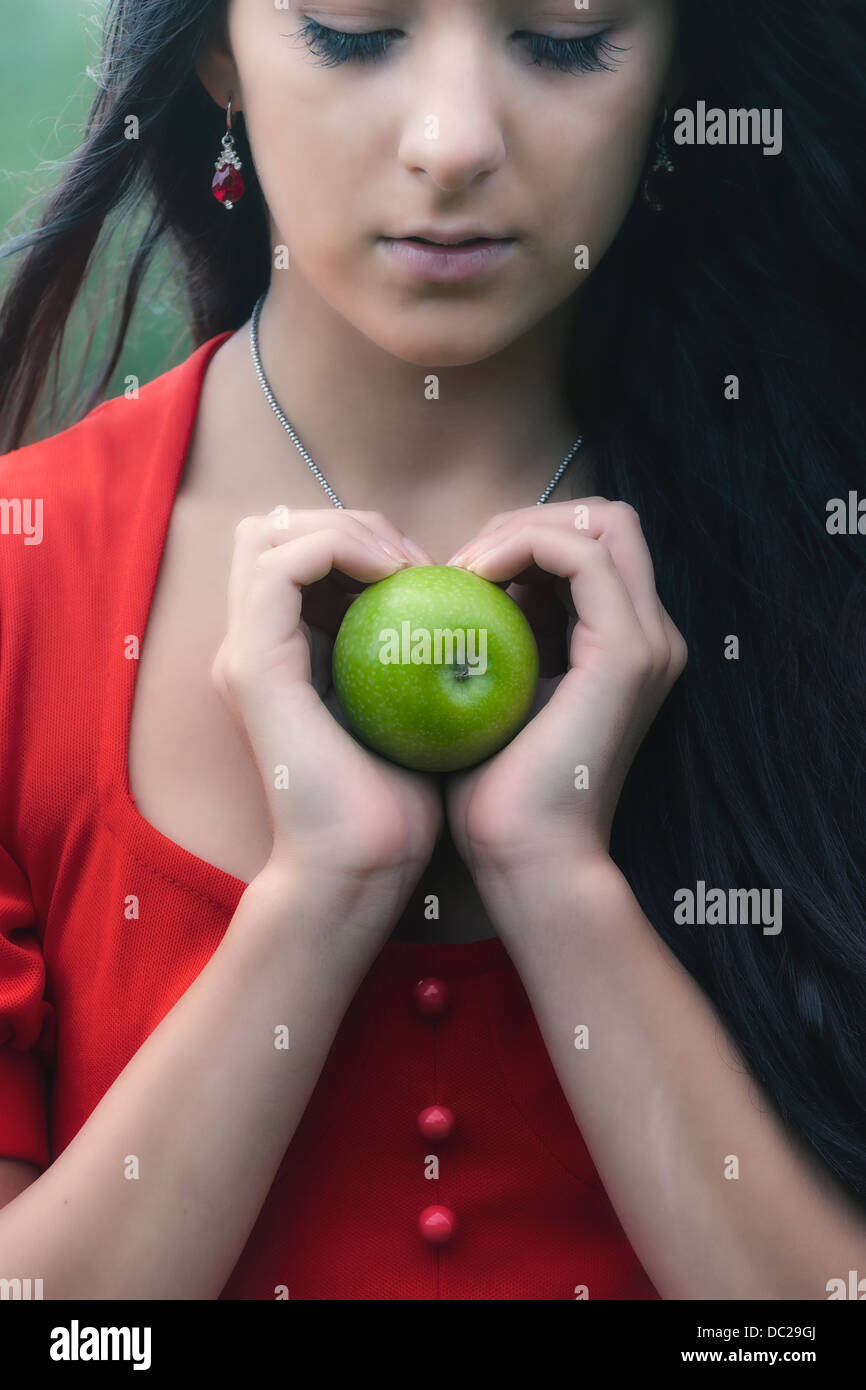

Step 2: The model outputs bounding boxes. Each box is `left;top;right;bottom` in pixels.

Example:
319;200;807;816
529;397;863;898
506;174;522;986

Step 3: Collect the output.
463;499;671;666
237;529;410;684
465;524;646;655
570;501;669;662
448;498;607;564
344;510;435;565
280;506;426;561
227;510;410;633
590;504;670;665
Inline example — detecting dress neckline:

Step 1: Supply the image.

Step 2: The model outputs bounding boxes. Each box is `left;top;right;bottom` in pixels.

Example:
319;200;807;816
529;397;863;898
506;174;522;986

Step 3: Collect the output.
95;328;508;975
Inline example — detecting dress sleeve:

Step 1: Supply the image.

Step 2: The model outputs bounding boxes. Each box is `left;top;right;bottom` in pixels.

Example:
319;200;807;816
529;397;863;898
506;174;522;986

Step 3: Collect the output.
0;840;53;1169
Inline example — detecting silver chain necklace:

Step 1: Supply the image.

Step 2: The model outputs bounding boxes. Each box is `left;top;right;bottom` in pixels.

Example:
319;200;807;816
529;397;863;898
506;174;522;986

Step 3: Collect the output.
248;291;583;510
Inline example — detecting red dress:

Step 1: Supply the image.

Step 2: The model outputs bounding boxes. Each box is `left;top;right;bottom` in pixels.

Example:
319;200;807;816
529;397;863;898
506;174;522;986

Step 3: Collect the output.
0;331;660;1299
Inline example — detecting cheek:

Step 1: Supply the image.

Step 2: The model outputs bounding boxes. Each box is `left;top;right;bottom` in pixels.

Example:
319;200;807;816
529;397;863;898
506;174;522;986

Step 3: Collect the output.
536;79;661;278
260;106;374;280
532;5;676;272
232;28;370;253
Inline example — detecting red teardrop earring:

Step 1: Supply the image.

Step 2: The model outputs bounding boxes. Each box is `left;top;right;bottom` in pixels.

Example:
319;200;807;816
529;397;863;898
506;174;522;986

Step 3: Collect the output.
211;94;245;210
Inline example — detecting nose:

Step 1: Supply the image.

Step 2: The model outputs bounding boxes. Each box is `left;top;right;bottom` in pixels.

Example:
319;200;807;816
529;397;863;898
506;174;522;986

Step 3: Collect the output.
396;34;507;190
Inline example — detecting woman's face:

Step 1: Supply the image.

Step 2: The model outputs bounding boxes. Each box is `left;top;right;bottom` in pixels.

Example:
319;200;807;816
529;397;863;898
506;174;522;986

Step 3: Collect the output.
200;0;677;364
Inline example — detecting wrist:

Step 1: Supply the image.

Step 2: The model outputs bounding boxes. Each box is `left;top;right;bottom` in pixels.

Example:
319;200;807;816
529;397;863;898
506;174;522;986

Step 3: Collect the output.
252;854;406;915
230;859;402;980
472;850;628;945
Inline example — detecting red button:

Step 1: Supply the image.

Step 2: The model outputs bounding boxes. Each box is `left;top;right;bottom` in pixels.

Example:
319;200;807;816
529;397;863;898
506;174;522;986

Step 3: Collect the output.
417;1105;455;1141
413;977;449;1018
418;1205;457;1245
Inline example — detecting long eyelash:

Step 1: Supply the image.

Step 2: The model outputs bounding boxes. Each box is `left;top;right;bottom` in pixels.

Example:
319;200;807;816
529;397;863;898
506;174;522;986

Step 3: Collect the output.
517;33;627;75
296;20;401;67
293;19;627;74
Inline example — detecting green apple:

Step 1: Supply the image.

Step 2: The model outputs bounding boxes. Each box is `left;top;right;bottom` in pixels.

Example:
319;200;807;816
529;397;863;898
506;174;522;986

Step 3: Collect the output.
331;564;539;772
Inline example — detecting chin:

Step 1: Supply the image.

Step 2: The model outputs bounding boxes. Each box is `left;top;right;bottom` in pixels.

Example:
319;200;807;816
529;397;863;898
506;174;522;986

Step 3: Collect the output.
367;319;528;369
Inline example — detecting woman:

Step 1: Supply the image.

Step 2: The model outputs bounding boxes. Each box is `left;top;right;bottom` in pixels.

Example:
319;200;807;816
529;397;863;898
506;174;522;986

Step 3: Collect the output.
0;0;863;1300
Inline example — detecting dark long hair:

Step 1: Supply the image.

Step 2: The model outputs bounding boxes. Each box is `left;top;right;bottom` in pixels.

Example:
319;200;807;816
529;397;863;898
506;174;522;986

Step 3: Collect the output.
2;1;865;1206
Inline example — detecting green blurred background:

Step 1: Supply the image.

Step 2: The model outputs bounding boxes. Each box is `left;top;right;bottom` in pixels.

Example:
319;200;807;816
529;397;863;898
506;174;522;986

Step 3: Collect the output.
0;0;191;437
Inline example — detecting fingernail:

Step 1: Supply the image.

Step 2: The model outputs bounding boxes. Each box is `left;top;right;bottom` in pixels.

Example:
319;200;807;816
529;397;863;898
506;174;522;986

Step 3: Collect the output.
381;540;410;563
400;535;430;565
465;546;492;573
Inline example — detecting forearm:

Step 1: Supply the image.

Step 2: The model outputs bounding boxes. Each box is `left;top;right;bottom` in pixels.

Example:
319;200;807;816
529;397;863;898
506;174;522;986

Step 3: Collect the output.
0;866;381;1300
476;854;866;1300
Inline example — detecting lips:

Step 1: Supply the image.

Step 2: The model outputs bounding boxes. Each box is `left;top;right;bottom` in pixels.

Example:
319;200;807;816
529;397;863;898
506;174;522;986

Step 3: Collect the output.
378;235;517;283
406;236;492;246
387;225;513;246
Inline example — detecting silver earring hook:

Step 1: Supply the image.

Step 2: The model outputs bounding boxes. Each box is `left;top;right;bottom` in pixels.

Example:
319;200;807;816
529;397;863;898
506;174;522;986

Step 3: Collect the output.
226;95;233;132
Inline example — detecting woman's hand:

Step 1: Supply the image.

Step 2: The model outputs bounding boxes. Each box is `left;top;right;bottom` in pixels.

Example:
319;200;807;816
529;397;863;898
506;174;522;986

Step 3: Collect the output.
211;509;442;912
443;498;687;880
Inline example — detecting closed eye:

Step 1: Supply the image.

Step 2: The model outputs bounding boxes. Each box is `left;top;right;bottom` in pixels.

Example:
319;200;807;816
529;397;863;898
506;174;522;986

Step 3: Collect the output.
290;20;627;73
